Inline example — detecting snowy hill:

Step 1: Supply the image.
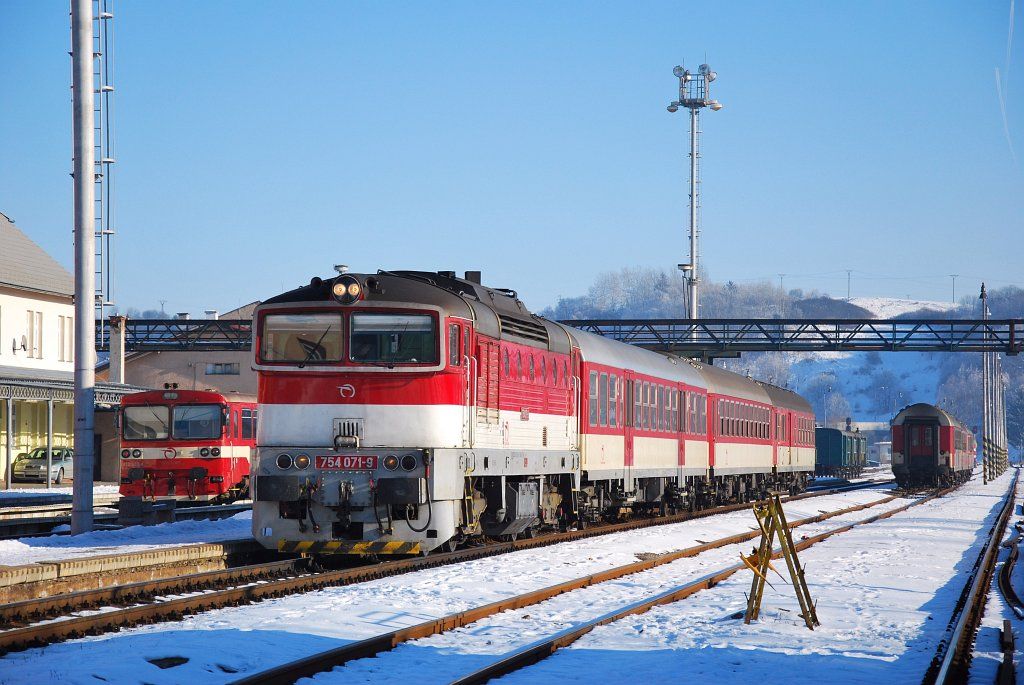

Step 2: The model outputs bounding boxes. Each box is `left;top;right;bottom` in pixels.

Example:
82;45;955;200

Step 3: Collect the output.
848;297;959;319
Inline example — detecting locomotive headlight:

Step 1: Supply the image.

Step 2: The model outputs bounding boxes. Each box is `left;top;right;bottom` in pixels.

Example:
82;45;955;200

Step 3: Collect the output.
132;449;142;458
383;454;399;471
211;447;221;457
121;449;130;458
295;454;310;469
401;454;417;471
200;447;210;457
331;276;362;304
276;453;294;470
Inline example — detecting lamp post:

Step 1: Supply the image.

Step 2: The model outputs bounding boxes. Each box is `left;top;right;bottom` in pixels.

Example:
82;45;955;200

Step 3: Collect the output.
668;63;723;324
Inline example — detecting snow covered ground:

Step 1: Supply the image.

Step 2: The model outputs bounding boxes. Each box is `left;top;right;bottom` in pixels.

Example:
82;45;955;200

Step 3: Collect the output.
0;510;253;567
0;484;120;503
0;486;901;684
490;470;1013;685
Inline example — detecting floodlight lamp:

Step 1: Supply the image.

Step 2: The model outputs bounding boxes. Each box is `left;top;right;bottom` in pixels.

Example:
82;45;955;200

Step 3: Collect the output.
667;103;679;113
707;71;717;82
673;65;684;78
710;101;723;111
683;70;692;82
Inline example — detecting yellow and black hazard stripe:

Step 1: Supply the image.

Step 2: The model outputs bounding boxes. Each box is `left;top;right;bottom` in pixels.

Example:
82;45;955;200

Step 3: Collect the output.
277;539;421;555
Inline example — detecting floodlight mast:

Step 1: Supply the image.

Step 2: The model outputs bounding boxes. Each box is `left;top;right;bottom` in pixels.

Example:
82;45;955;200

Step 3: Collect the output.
668;63;722;324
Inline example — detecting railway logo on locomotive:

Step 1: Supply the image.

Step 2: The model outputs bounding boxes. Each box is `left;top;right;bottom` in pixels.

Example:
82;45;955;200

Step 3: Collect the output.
337;384;356;399
162;448;177;459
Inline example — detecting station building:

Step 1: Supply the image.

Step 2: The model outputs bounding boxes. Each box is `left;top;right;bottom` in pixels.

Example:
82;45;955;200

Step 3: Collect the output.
0;212;140;486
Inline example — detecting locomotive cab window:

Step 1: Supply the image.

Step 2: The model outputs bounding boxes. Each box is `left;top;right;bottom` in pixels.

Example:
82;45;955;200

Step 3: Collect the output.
123;405;170;440
350;312;437;364
260;313;343;363
172;405;222;440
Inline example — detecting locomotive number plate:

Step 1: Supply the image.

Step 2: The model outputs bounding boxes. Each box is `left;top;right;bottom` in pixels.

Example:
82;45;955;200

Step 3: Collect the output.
316;455;378;470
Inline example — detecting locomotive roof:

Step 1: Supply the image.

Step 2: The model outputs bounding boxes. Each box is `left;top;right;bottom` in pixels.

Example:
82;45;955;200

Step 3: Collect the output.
563;326;707;388
259;270;571;354
892;402;972;431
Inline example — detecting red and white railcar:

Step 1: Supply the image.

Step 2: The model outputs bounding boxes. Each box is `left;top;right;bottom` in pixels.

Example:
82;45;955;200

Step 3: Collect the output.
891;402;975;487
119;389;256;501
251;270;816;556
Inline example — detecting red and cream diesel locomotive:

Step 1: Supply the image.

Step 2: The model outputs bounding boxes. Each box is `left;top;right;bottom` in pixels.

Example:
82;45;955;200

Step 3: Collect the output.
251;270;816;555
119;389;257;502
891;402;976;488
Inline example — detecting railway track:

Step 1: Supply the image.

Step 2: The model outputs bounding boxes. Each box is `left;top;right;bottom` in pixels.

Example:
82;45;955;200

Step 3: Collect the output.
0;501;252;540
228;479;994;685
926;468;1020;684
0;480;891;655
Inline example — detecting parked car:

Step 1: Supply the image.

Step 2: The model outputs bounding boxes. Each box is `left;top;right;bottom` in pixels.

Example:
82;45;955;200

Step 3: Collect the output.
11;448;74;484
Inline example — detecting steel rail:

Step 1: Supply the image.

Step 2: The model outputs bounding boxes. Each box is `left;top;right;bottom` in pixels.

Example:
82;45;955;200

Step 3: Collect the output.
997;522;1024;617
0;558;305;626
0;480;889;655
450;485;958;685
928;469;1019;684
228;489;908;685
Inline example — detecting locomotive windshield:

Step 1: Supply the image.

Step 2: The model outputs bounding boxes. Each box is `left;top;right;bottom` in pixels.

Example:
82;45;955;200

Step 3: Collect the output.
123;405;170;440
172;404;222;440
260;313;344;363
350;313;437;364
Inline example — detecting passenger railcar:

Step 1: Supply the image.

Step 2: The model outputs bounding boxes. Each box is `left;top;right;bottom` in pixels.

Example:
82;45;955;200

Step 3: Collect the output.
119;389;257;502
251;270;817;556
891;403;975;488
814;422;867;479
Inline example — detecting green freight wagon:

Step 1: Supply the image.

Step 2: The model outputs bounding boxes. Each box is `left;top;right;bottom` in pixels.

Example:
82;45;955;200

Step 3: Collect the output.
814;424;866;479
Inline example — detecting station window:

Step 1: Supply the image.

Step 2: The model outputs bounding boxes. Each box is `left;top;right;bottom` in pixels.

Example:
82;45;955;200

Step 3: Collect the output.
205;362;240;375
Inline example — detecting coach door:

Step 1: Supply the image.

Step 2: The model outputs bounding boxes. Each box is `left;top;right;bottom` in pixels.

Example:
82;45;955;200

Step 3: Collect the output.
906;422;937;465
623;371;635;467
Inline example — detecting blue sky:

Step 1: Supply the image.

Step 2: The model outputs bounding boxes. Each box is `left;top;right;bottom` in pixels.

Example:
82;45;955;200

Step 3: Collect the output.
1;1;1020;315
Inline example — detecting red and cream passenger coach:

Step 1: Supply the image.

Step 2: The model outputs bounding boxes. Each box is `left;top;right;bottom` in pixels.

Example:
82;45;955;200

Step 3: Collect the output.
251;270;816;555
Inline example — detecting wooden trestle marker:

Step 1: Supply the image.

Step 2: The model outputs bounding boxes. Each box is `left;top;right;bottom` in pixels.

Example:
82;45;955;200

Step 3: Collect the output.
742;493;820;630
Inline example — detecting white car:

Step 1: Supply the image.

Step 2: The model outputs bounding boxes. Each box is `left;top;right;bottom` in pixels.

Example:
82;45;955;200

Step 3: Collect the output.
11;448;74;484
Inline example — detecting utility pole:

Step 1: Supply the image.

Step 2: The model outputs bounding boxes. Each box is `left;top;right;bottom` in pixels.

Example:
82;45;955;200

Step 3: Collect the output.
668;63;723;326
846;270;852;301
949;274;958;305
72;0;96;533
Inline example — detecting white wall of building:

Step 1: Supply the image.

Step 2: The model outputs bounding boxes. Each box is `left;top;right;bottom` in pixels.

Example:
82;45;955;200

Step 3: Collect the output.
0;285;75;373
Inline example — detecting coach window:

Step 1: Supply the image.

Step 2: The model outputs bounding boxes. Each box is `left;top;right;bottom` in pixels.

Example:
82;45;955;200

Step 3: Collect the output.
924;426;933;447
241;409;255;439
911;427;919;447
588;372;598;425
599;373;609;426
609;375;618;428
449;324;461;366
